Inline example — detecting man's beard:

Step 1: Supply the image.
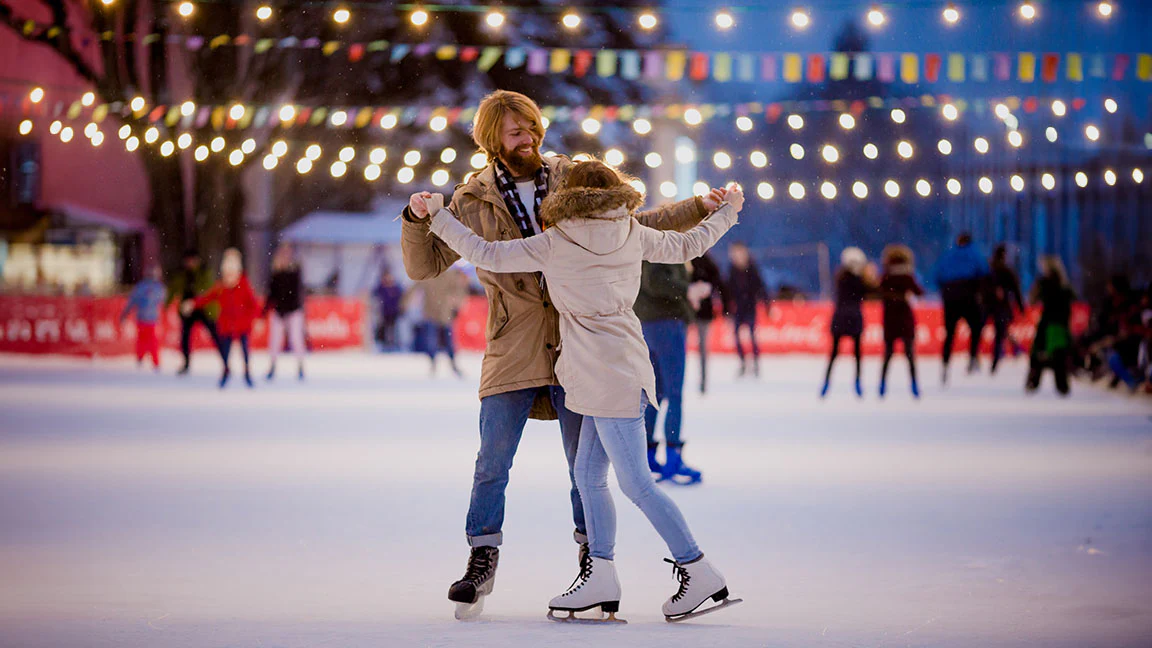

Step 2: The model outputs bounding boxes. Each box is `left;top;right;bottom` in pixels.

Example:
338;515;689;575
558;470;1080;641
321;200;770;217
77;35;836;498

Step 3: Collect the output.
500;143;543;178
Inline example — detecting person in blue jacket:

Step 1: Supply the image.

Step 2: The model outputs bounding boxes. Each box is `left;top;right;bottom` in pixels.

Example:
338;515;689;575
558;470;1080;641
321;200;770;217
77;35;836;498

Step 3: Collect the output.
121;266;168;370
934;233;988;384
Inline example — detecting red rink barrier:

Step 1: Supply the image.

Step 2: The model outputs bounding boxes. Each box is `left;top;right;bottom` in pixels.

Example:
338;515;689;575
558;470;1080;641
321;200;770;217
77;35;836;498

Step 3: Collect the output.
454;296;1090;356
0;295;363;357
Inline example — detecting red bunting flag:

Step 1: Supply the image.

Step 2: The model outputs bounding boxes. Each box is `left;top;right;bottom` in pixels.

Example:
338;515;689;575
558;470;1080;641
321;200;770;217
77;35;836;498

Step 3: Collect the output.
925;54;942;82
1112;54;1129;80
1041;54;1059;83
807;54;826;82
573;50;593;77
689;53;709;80
459;47;478;62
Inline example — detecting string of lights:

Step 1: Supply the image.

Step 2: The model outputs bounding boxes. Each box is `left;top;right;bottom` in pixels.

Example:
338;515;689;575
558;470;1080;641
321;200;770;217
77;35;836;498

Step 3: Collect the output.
86;1;1123;33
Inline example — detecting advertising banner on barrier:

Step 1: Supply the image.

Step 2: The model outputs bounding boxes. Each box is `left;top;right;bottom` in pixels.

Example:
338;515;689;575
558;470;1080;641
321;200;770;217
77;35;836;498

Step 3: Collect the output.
454;296;1090;356
0;295;364;357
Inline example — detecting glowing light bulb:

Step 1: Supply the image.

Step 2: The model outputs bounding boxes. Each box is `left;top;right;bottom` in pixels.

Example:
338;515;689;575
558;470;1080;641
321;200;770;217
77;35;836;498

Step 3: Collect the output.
177;133;192;149
229;103;245;120
50;121;62;135
736;116;754;132
364;165;381;181
486;11;505;28
271;141;288;157
333;8;350;24
430;115;447;132
241;138;256;155
1046;127;1058;143
979;177;993;194
181;100;195;117
789;182;806;200
1085;125;1100;141
821;145;839;164
884;180;900;198
339;146;355;163
177;2;194;18
229;149;243;166
638;12;658;30
18;120;33;135
279;105;296;122
866;6;886;27
371;148;387;165
863;143;879;159
1010;175;1024;192
441;148;457;164
975;137;990;154
787;114;804;130
330;110;348;127
562;12;581;29
604;149;625;166
256;5;272;20
715;10;735;30
431;169;450;186
30;87;45;103
852;181;868;199
916;179;931;197
693;181;710;196
660;182;678;198
1075;172;1088;187
943;3;961;25
118;125;131;139
897;141;913;159
380;114;398;129
582;118;601;135
947;178;962;195
938;139;953;155
126;136;139;152
633;119;652;135
645;152;662;168
821;181;837;200
81;92;95;107
330;161;347;178
1008;131;1023;148
306;144;322;161
750;151;768;168
713;152;732;169
296;158;313;174
144;127;159;144
629;179;647;195
91;132;104;147
1097;1;1113;18
757;182;774;200
790;144;805;160
684;108;702;126
411;9;428;26
130;96;146;112
676;145;695;164
1104;169;1116;186
942;103;958;121
791;9;810;29
471;152;487;169
890;108;906;124
262;154;278;170
1104;98;1117;113
1132;169;1144;184
404;150;421;166
1041;173;1056;190
1020;2;1037;21
194;145;208;161
839;113;855;130
1051;100;1067;117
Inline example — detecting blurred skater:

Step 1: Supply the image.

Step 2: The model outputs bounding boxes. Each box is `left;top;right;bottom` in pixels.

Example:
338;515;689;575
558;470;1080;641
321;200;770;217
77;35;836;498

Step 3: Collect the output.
934;233;988;383
121;265;167;371
416;267;468;377
1026;256;1075;396
372;268;404;351
687;252;723;395
985;244;1025;374
167;249;222;375
265;244;307;381
877;245;924;399
186;248;261;389
724;242;770;378
821;247;870;398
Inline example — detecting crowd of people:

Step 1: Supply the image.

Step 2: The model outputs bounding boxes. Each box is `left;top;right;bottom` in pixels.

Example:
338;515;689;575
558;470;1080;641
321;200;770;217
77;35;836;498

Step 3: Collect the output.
815;233;1152;399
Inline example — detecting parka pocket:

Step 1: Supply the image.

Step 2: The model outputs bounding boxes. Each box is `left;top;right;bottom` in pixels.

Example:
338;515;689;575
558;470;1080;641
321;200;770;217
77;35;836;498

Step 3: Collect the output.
487;290;510;340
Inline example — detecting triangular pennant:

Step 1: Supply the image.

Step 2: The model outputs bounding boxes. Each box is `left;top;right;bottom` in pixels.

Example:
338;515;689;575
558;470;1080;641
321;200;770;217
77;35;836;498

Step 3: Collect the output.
1041;54;1060;83
528;49;548;74
1137;54;1152;81
390;44;411;62
736;54;755;82
573;50;593;77
877;54;895;82
665;51;687;81
1018;53;1036;82
505;47;527;69
713;53;732;82
807;54;826;82
783;54;802;82
900;53;918;83
853;53;873;80
435;45;457;60
643;51;663;79
761;54;778;81
925;53;941;82
689;53;709;81
1112;54;1129;80
830;53;849;80
550;49;571;73
947;53;965;82
477;47;503;72
620;51;642;80
596;50;618;77
971;54;988;81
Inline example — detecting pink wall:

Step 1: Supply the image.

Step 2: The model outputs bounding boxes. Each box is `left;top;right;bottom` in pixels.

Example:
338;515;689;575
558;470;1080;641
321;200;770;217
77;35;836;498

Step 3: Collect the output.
0;1;150;229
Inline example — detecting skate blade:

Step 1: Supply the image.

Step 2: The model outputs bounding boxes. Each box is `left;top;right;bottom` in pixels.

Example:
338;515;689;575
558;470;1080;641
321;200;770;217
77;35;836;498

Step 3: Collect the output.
547;609;627;624
665;597;743;623
454;597;485;620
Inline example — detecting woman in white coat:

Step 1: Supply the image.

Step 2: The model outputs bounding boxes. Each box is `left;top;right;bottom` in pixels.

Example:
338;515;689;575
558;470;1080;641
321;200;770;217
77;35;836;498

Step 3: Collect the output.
413;161;743;622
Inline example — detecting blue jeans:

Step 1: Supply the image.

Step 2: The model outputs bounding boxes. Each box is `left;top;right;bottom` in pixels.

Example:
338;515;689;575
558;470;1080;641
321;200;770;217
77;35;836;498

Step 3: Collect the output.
577;396;702;563
467;386;586;547
641;320;687;448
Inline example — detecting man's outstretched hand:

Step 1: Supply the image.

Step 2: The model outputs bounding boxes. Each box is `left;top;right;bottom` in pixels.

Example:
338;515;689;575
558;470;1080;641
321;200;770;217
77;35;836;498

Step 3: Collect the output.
701;187;727;212
409;191;433;219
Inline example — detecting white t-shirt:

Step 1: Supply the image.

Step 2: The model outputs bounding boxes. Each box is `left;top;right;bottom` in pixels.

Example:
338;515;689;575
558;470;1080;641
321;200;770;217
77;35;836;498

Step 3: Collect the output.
515;181;542;236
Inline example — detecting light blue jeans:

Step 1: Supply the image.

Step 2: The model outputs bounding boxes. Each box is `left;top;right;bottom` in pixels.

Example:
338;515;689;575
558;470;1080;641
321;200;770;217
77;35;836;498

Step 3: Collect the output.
575;396;702;563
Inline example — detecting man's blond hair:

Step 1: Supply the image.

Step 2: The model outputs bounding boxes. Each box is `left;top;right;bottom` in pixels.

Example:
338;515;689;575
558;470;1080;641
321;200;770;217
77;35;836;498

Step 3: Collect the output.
472;90;546;163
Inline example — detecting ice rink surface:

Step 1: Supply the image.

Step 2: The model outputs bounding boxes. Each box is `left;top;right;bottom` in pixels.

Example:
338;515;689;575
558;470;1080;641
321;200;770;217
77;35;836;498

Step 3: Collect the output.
1;350;1150;647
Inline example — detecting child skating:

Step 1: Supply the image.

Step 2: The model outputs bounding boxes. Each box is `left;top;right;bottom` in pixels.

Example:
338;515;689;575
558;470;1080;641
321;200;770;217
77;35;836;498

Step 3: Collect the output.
184;248;261;389
413;161;743;623
120;266;167;371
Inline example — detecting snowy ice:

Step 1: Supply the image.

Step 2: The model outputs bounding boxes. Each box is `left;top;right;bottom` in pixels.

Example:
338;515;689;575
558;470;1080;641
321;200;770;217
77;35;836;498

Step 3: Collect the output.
1;351;1150;647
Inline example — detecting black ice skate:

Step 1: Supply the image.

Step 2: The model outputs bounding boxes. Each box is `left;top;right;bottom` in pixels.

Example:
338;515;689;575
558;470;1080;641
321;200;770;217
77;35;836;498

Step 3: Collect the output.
448;546;498;620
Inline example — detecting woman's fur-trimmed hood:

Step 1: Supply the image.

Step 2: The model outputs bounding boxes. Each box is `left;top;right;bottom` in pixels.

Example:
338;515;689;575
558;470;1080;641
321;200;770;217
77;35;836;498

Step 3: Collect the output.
540;184;644;227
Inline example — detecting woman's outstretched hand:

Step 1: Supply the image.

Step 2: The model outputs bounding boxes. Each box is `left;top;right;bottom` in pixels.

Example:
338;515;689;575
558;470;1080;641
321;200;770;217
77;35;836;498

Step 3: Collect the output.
701;187;727;212
424;193;445;215
725;183;745;213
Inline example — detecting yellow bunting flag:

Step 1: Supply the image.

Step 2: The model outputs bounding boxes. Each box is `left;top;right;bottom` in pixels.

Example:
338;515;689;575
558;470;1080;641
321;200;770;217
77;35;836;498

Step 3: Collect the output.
1067;53;1084;81
166;107;181;127
713;53;732;81
477;47;502;71
666;51;687;80
948;54;965;82
596;50;617;77
550;49;571;73
211;107;225;130
900;53;919;83
1018;53;1036;82
1137;54;1152;81
354;107;373;128
436;46;457;60
783;54;802;82
209;35;230;49
322;41;340;56
830;53;849;80
67;102;82;119
93;104;108;123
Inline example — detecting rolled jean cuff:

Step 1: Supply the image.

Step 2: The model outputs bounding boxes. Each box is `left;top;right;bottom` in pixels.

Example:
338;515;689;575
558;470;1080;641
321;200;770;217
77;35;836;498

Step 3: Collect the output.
467;532;502;548
574;530;588;545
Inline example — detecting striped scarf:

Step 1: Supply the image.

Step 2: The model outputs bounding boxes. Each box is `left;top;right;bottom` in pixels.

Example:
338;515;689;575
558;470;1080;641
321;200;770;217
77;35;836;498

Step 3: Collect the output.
493;159;550;239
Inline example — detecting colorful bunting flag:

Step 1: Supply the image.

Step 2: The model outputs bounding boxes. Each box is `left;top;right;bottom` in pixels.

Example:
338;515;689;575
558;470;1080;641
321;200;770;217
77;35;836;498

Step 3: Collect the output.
666;51;687;81
713;53;732;82
596;50;617;78
854;53;873;81
830;53;849;80
783;54;802;82
1019;53;1036;82
1041;54;1059;83
550;49;571;74
807;54;826;83
689;53;709;81
1138;54;1152;81
948;53;965;82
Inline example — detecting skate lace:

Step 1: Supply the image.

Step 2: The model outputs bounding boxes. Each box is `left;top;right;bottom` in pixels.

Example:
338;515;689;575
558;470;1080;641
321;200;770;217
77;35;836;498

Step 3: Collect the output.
463;549;495;583
665;558;691;603
563;551;594;596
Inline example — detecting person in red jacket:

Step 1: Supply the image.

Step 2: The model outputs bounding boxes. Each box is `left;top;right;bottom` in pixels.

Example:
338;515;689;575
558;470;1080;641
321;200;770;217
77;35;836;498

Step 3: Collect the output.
184;248;262;388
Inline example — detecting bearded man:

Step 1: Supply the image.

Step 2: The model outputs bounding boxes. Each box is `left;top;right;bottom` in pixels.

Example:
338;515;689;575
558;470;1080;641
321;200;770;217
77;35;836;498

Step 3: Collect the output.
401;89;726;618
